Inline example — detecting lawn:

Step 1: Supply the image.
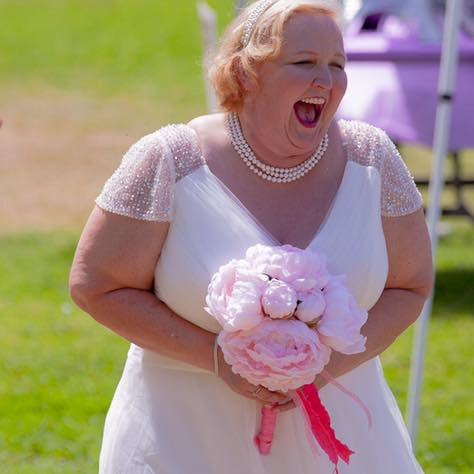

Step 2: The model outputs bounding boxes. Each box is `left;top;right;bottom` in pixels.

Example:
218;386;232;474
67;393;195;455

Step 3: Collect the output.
0;0;236;110
1;0;474;472
0;227;473;473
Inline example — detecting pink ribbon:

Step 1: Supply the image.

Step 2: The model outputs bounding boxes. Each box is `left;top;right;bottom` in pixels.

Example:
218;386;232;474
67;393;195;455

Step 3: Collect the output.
321;370;372;429
254;375;373;470
255;404;279;455
293;384;354;472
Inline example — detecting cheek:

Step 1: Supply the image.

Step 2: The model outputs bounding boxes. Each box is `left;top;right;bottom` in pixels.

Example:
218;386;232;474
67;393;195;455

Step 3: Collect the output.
260;73;293;100
278;67;313;87
292;69;315;86
333;71;348;97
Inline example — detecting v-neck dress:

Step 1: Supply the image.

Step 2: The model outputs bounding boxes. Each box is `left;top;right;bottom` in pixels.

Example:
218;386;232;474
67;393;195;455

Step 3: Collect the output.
95;119;424;474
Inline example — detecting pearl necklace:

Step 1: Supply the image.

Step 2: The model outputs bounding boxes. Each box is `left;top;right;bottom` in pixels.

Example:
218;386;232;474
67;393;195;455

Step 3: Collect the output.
227;112;329;184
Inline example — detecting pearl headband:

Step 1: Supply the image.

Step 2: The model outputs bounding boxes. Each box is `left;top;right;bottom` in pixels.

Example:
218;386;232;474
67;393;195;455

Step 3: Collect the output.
241;0;277;47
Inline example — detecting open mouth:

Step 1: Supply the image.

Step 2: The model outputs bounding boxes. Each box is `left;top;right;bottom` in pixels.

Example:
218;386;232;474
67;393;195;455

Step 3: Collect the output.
294;97;326;128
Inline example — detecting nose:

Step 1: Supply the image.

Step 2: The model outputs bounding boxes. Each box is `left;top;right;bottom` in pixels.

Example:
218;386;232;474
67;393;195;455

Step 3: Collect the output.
311;66;332;90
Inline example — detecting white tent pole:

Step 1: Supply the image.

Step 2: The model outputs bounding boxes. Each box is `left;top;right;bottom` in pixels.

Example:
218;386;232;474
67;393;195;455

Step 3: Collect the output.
197;2;219;113
236;0;247;14
406;0;464;447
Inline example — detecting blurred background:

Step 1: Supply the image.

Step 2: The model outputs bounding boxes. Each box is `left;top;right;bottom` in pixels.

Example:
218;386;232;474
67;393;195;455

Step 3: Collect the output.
0;1;473;472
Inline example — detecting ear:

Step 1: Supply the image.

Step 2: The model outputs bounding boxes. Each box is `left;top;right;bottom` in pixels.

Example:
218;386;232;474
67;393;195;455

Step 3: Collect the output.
234;58;256;94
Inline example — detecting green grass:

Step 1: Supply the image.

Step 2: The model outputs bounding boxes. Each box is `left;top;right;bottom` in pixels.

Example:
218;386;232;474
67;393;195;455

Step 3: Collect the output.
0;227;473;473
402;146;474;220
0;232;128;473
0;0;235;109
1;1;474;471
382;225;474;473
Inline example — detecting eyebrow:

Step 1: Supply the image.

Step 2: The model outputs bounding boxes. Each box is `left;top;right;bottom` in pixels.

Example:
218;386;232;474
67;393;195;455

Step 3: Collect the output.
292;50;347;61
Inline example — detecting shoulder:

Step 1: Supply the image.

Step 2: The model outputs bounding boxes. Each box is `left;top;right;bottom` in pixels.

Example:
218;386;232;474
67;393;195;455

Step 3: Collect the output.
94;120;206;221
337;120;423;217
128;121;206;181
187;113;232;170
337;119;394;170
188;113;228;149
187;113;226;135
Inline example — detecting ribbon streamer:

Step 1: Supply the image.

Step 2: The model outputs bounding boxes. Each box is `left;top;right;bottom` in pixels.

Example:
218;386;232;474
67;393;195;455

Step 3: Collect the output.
321;369;373;429
294;384;354;471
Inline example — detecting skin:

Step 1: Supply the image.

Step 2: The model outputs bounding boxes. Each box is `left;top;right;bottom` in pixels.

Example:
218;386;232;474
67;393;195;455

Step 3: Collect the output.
239;12;347;164
70;12;433;412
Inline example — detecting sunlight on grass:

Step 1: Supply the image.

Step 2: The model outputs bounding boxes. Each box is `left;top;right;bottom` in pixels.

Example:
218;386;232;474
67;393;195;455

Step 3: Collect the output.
1;227;473;472
1;1;473;472
0;0;234;106
0;233;128;473
381;225;474;472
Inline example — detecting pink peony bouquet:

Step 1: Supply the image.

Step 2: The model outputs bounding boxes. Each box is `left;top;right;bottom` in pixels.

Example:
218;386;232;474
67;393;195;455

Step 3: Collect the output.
205;244;369;471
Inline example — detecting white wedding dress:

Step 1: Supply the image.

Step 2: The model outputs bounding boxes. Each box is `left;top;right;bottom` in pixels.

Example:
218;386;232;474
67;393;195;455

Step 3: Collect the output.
95;119;424;473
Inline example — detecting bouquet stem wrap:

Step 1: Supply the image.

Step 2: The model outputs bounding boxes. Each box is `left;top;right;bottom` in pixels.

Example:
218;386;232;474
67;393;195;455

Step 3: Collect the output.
254;404;279;455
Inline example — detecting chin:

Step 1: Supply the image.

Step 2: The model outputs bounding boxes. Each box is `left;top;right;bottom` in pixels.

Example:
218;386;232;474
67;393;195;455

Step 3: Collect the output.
300;120;326;141
286;113;328;151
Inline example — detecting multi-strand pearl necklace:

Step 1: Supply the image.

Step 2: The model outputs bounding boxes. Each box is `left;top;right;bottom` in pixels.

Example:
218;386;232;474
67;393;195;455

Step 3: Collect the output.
227;112;329;184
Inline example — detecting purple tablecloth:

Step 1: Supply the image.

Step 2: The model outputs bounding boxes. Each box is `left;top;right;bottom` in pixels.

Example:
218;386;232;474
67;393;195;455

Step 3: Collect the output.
338;18;474;150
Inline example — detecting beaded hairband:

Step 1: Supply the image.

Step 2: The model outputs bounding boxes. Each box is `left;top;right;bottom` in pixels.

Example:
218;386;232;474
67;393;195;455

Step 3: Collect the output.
241;0;277;47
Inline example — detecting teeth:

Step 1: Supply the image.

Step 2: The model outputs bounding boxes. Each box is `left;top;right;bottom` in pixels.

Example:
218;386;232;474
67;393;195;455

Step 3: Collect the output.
301;97;326;105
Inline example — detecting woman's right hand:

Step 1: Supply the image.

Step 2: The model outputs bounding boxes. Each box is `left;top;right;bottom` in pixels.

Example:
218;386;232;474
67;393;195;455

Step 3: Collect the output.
216;346;296;412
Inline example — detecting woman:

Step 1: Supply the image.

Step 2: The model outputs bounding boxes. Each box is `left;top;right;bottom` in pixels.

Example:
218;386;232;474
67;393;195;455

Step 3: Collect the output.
70;1;433;472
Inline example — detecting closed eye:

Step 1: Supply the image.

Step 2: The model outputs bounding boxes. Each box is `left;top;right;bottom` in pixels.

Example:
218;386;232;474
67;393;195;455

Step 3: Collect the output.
293;60;313;66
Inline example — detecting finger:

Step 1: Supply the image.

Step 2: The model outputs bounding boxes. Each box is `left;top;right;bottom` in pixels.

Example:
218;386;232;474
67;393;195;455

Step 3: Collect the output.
242;380;289;404
254;388;288;404
276;400;296;412
247;385;274;402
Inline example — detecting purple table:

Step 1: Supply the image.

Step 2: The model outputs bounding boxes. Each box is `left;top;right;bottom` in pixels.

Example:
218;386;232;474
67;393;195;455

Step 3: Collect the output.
337;17;474;219
338;17;474;150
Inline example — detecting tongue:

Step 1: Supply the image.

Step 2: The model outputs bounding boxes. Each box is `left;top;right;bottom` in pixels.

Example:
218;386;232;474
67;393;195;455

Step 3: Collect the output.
294;101;317;124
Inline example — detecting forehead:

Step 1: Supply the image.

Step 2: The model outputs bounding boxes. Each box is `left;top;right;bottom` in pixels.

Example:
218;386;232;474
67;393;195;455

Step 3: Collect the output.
280;12;344;55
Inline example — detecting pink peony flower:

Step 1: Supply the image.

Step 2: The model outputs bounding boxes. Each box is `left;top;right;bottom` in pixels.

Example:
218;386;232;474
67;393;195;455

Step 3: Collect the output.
245;244;330;295
261;279;297;319
295;289;326;324
317;277;368;354
205;259;268;332
218;319;331;392
291;277;319;293
245;244;285;278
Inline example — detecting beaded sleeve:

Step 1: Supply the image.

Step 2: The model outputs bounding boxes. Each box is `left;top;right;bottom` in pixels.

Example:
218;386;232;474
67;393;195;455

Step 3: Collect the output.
95;124;204;221
378;131;423;217
339;120;423;217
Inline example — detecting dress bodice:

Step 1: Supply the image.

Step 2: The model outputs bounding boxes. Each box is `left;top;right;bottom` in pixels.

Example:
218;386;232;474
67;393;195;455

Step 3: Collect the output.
95;119;422;366
155;160;386;334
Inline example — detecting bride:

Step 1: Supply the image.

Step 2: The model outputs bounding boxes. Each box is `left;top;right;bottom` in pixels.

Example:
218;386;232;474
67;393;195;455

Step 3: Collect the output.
70;1;433;472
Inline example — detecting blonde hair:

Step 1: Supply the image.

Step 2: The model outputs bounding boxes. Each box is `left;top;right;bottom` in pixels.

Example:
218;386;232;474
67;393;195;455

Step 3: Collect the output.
209;0;342;112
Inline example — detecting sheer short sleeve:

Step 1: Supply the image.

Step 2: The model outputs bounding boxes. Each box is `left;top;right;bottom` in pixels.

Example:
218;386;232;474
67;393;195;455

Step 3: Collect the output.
95;124;204;221
378;130;423;217
95;130;174;221
339;119;423;218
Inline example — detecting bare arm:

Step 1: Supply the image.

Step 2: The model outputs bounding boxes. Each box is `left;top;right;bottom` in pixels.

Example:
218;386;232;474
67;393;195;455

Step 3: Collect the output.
69;206;218;371
70;206;289;405
315;208;434;388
